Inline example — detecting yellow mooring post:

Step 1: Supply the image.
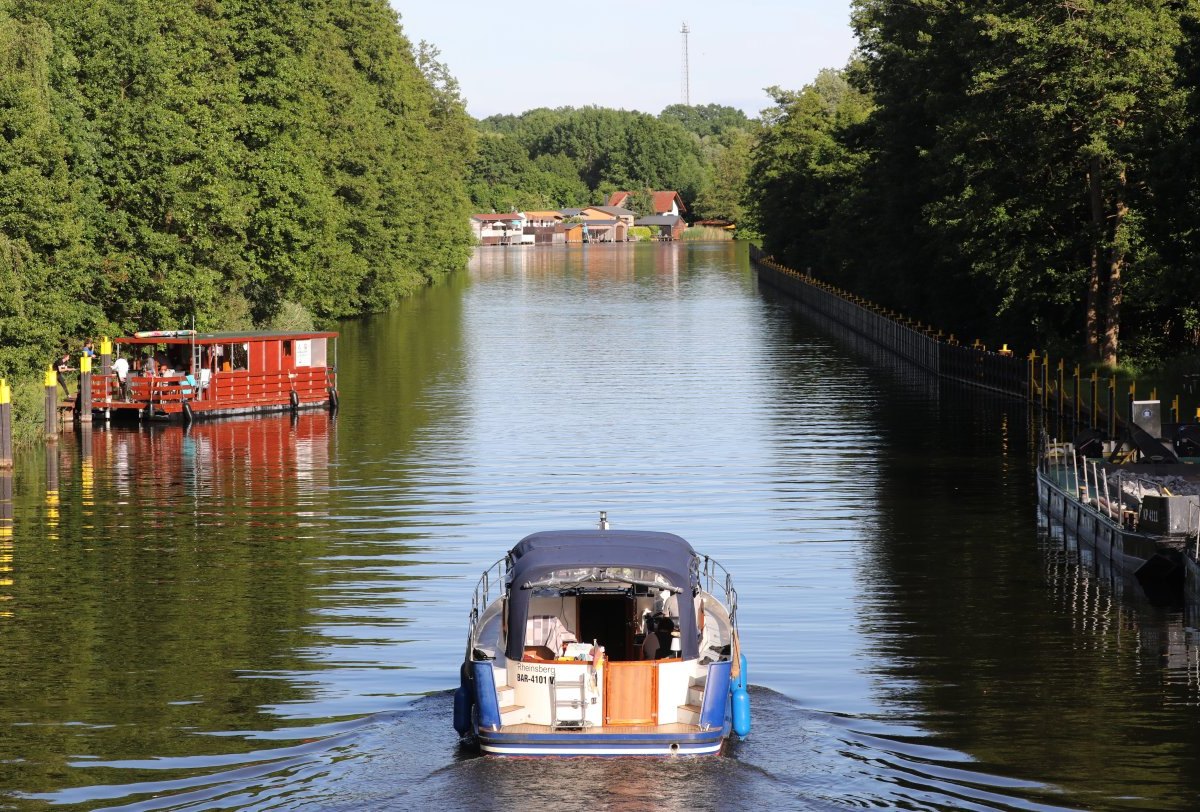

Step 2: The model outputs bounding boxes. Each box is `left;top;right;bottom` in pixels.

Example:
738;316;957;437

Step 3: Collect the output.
1074;365;1082;427
100;336;112;377
1041;353;1050;411
78;353;92;423
1171;394;1179;424
43;366;58;442
1057;358;1065;416
1108;375;1117;438
1090;370;1100;429
1027;351;1038;401
0;379;12;469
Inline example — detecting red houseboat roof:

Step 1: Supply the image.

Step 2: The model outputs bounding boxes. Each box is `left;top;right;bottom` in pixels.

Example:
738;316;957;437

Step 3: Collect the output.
118;330;337;345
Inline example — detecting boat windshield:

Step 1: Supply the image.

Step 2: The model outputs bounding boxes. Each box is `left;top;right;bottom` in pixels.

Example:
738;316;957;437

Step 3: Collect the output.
519;566;679;593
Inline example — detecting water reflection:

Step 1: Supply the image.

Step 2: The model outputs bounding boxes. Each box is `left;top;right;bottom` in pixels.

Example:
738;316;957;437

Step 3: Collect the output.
0;471;11;620
2;413;342;804
3;244;1199;810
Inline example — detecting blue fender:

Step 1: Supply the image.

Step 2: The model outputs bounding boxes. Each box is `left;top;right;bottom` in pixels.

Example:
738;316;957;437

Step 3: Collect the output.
471;661;501;731
453;662;474;736
731;654;751;737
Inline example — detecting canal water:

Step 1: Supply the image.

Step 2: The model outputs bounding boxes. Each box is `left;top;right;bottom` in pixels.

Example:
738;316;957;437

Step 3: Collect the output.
2;243;1200;811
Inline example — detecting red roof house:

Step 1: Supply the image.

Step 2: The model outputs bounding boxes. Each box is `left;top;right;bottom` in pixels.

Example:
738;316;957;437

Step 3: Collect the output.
606;191;688;217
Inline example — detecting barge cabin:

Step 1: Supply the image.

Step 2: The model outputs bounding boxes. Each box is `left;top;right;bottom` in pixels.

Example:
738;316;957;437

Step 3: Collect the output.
89;330;338;422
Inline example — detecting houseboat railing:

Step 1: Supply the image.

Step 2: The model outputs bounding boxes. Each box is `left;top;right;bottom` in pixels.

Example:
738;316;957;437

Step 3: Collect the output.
89;368;333;410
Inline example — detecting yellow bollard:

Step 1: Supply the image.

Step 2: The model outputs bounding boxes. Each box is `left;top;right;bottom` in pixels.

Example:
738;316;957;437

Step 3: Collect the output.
79;353;93;420
0;378;11;469
44;365;58;440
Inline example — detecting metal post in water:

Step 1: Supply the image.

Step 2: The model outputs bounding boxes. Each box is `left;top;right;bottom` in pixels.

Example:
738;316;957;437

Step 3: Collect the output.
1080;364;1089;434
78;353;92;423
1057;359;1065;419
1027;351;1037;402
100;337;112;401
1036;352;1046;412
1108;376;1117;439
1102;465;1113;520
1090;370;1099;430
1116;471;1123;525
44;366;57;442
0;379;11;469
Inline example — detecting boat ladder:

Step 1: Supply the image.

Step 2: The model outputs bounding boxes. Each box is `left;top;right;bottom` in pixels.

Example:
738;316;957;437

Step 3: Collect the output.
549;674;593;730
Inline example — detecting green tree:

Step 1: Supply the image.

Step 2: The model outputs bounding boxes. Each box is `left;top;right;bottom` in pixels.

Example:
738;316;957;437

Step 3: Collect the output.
660;103;749;141
930;1;1192;365
694;128;754;223
0;6;99;375
747;72;872;278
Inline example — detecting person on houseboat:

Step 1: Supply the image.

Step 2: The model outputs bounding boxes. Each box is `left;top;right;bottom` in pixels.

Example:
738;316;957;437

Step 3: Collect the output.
54;352;73;398
112;354;131;400
82;339;95;358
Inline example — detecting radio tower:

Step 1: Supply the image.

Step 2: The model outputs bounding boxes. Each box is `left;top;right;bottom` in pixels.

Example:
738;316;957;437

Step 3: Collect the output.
680;21;691;106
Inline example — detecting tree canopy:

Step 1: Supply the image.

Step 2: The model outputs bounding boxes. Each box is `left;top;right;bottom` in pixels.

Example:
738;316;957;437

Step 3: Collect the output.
749;1;1200;367
470;104;754;219
0;0;474;379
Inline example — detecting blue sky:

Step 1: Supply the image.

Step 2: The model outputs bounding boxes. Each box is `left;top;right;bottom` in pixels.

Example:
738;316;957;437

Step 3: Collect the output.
390;2;858;120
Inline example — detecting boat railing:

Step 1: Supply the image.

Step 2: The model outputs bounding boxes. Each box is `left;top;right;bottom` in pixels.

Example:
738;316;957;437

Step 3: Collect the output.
699;555;739;632
468;556;510;641
91;367;332;408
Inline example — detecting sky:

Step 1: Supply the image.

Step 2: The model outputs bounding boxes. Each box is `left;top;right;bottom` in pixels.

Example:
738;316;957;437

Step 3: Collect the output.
390;1;858;120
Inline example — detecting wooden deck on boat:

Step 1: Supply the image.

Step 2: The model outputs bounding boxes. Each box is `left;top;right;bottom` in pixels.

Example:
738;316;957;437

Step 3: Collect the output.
500;722;700;735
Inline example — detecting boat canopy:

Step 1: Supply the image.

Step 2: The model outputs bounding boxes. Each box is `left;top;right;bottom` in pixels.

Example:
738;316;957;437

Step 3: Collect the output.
504;530;700;660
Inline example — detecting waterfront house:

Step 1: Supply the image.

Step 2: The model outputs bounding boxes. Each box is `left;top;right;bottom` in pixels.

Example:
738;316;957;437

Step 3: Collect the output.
606;191;688;218
634;214;687;241
523;211;565;228
580;206;636;239
472;213;532;246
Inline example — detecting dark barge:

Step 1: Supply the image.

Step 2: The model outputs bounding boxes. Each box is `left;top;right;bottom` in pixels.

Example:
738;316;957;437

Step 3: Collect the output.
1037;406;1200;599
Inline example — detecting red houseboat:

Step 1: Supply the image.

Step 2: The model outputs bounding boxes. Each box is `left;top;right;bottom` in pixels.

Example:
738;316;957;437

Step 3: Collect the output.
88;330;339;422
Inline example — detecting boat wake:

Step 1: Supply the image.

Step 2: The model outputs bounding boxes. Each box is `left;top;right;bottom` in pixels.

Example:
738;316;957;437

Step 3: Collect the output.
18;688;1080;811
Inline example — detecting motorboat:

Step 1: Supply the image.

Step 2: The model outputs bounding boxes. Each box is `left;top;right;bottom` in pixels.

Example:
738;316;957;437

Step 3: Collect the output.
454;514;750;756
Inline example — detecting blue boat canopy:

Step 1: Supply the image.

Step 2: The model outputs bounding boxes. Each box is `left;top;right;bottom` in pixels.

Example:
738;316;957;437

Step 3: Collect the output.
504;529;700;661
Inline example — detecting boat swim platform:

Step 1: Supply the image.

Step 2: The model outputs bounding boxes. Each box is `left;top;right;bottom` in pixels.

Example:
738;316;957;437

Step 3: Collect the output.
498;722;700;735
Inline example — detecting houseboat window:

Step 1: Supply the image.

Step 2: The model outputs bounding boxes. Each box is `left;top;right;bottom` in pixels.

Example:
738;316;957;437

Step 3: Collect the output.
231;343;249;371
309;338;326;367
283;340;292;357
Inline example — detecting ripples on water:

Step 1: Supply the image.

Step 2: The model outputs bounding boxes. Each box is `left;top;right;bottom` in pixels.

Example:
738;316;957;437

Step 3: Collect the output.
0;244;1197;810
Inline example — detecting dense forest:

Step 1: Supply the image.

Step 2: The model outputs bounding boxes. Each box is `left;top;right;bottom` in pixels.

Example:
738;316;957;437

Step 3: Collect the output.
750;1;1200;369
468;103;754;224
0;0;474;381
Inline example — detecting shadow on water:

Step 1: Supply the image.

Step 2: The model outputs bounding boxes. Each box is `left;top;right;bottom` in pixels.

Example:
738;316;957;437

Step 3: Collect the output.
20;689;1075;812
